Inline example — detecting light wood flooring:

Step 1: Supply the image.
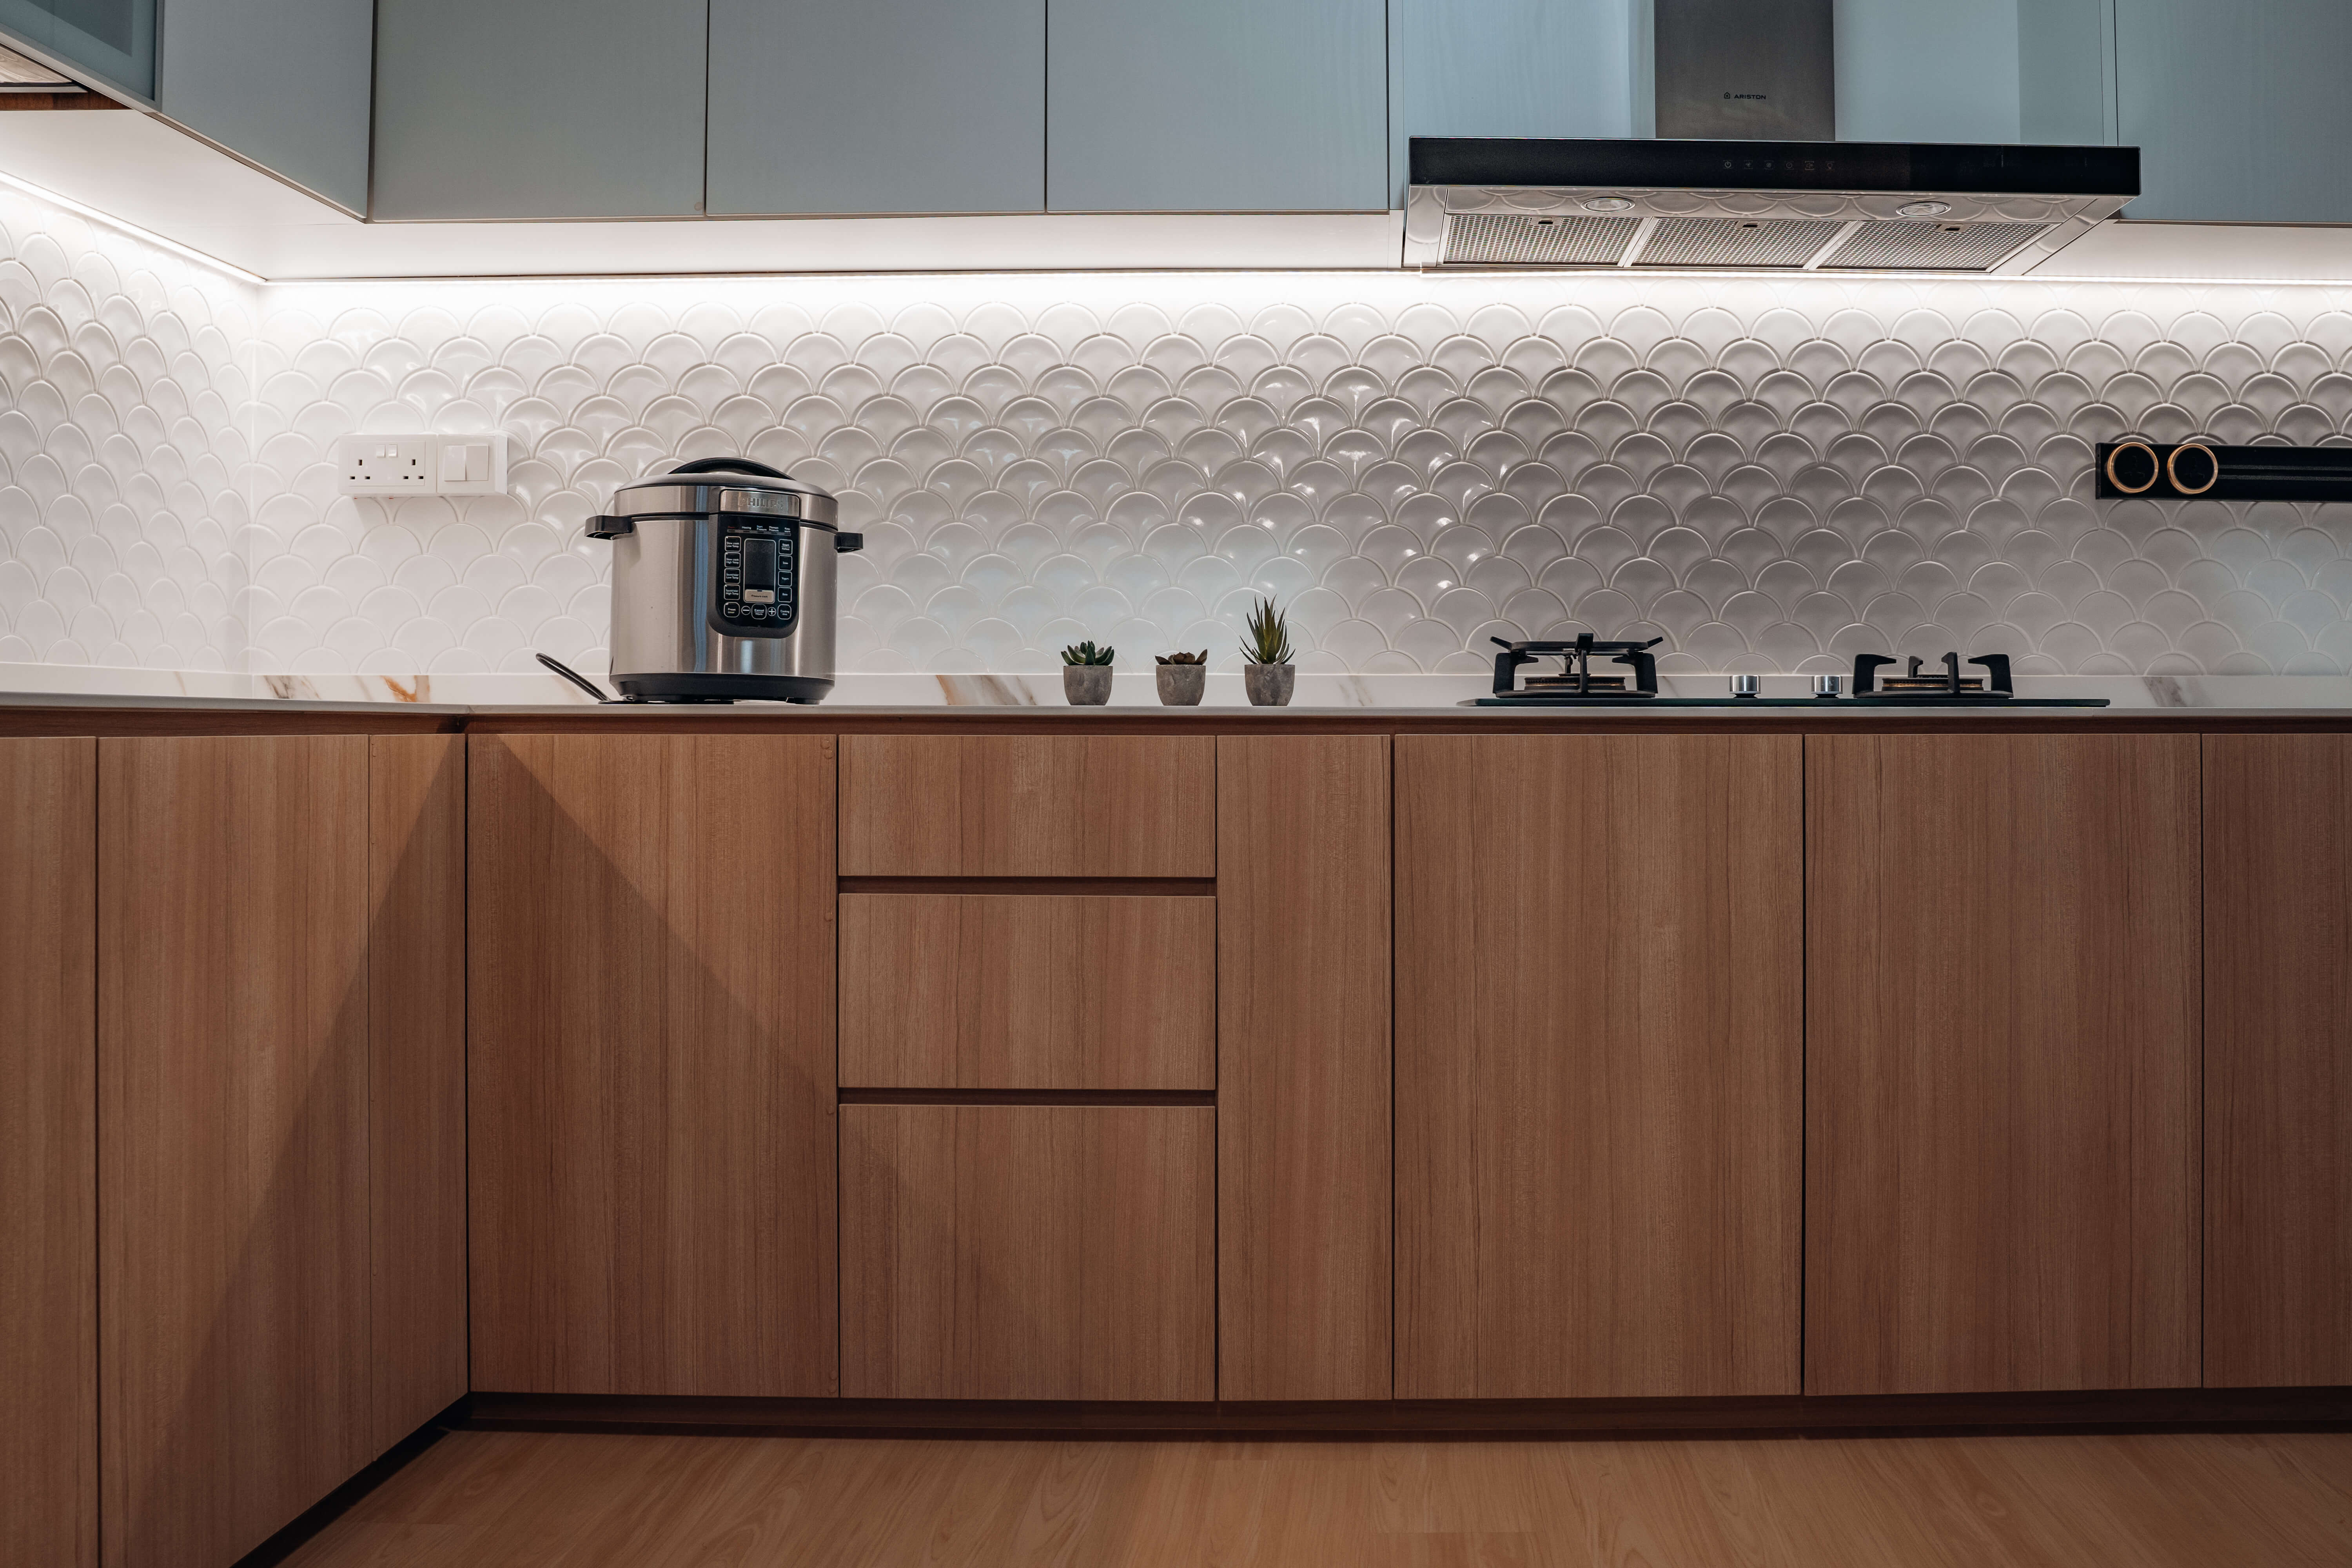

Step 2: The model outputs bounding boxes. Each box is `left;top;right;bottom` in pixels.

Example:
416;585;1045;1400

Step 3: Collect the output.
281;1428;2352;1567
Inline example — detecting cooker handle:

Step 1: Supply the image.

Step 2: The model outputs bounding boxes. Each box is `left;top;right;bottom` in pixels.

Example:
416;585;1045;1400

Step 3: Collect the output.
585;514;632;539
668;457;790;479
835;532;864;552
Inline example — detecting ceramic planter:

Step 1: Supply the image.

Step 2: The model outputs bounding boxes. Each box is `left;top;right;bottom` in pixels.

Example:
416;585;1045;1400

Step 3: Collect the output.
1063;664;1113;705
1155;663;1206;705
1243;662;1295;707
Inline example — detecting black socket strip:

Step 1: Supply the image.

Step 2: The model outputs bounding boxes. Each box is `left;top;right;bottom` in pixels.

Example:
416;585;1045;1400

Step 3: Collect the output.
2095;441;2352;502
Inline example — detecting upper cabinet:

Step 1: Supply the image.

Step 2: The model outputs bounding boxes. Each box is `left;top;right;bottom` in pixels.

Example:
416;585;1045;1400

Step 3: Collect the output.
0;0;152;98
707;0;1042;215
1834;0;2112;146
1395;0;1634;139
373;0;708;220
1048;0;1387;212
157;0;373;214
2116;0;2352;221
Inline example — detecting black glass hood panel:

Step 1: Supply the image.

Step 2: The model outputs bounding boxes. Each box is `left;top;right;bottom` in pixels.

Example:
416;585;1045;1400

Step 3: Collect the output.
1410;138;2139;199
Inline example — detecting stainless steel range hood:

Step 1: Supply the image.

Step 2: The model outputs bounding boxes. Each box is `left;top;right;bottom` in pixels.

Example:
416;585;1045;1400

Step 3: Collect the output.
1404;0;2137;274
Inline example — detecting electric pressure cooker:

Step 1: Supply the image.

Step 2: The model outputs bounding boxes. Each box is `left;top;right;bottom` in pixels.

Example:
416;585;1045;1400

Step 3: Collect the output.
585;459;861;703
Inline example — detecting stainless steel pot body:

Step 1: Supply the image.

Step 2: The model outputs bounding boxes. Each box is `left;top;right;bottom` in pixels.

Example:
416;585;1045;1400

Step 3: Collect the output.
588;461;853;704
608;514;840;702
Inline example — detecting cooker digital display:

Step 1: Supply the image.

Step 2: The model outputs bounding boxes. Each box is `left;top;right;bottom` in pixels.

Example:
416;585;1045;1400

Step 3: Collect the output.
712;521;800;637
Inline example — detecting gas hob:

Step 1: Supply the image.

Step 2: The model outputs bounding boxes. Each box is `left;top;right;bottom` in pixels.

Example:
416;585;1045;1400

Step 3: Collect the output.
1472;639;2111;708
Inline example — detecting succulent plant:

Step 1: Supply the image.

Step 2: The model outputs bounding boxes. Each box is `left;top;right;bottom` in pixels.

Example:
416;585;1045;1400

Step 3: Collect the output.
1060;641;1115;666
1240;596;1295;666
1155;650;1209;666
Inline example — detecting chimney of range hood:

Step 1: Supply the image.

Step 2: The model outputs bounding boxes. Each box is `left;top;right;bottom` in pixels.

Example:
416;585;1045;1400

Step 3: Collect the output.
1655;0;1835;142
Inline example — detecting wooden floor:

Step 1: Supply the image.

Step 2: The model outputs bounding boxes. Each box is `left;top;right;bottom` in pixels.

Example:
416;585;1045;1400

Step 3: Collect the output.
281;1428;2352;1567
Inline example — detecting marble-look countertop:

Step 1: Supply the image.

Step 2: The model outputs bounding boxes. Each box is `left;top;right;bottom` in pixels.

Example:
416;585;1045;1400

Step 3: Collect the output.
7;661;2352;716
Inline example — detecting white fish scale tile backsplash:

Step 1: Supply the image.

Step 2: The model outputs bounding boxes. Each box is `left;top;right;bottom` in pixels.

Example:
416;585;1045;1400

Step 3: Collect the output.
0;191;254;670
18;181;2352;679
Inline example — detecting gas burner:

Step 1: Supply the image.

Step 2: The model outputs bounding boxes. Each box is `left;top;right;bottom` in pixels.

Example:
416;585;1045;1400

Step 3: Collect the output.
1851;652;2013;701
1489;634;1662;701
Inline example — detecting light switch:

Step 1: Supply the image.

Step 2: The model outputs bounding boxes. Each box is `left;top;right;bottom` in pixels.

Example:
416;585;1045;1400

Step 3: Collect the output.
433;432;508;495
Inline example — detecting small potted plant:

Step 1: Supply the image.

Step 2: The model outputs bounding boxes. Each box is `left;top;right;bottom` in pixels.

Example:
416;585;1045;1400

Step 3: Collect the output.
1155;650;1208;706
1240;597;1295;707
1061;641;1114;704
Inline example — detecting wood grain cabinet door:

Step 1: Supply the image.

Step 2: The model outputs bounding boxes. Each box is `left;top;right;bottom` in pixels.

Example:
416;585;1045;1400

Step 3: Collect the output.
840;893;1215;1089
1396;734;1802;1400
99;737;374;1568
1218;735;1392;1401
841;1104;1215;1400
840;735;1214;877
1806;733;2201;1396
467;734;838;1396
2205;735;2352;1386
0;739;95;1568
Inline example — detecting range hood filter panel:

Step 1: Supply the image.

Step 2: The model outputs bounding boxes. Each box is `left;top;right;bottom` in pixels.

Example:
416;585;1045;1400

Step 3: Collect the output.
1819;220;2054;270
1441;211;1642;265
1635;216;1845;268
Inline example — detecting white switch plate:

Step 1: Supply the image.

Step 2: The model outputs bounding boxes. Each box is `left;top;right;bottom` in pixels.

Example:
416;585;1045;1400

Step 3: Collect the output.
435;432;508;495
336;435;434;495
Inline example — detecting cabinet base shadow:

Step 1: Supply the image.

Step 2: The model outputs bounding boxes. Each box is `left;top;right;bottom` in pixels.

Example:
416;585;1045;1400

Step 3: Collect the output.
460;1387;2352;1443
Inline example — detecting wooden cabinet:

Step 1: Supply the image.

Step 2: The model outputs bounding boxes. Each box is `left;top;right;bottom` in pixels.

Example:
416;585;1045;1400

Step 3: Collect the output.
154;0;373;212
1806;733;2201;1397
840;894;1214;1089
366;736;468;1448
1396;735;1802;1400
372;0;708;219
2118;0;2352;221
1047;0;1387;212
840;735;1214;878
841;1104;1215;1400
707;0;1043;215
1218;735;1392;1401
466;733;838;1396
98;735;463;1568
0;739;94;1568
2204;735;2352;1387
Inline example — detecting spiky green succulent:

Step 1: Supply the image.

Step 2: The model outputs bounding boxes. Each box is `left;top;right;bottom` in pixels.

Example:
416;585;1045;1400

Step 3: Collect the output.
1060;641;1115;666
1240;596;1294;666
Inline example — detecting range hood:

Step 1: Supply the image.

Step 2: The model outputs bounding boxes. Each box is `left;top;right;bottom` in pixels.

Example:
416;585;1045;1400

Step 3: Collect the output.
1405;0;2137;274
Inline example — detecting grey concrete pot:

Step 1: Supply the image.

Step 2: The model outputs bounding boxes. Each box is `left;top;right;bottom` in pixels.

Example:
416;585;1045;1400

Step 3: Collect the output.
1155;663;1206;705
1243;662;1296;707
1063;664;1114;705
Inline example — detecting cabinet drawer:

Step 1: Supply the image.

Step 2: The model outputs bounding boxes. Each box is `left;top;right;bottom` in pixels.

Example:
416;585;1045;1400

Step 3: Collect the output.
840;895;1214;1089
841;1104;1215;1400
840;736;1215;877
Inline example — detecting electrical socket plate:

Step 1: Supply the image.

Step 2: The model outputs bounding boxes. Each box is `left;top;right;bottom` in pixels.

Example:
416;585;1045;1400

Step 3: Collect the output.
436;432;508;495
336;435;434;495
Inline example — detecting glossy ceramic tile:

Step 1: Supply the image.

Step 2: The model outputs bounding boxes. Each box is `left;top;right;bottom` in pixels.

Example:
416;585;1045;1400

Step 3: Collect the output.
13;181;2352;683
0;189;254;669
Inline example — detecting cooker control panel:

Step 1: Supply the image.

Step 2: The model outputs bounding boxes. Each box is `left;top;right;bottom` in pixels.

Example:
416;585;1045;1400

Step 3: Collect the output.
712;521;799;638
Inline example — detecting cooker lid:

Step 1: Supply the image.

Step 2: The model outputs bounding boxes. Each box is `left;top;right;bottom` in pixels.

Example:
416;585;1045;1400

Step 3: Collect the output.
594;457;840;528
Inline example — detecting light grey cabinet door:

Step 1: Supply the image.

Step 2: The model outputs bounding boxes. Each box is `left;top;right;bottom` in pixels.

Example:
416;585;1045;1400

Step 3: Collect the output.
1396;0;1633;138
708;0;1042;215
158;0;372;213
0;0;154;99
1048;0;1387;212
2118;0;2352;221
373;0;706;220
1833;0;2113;147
